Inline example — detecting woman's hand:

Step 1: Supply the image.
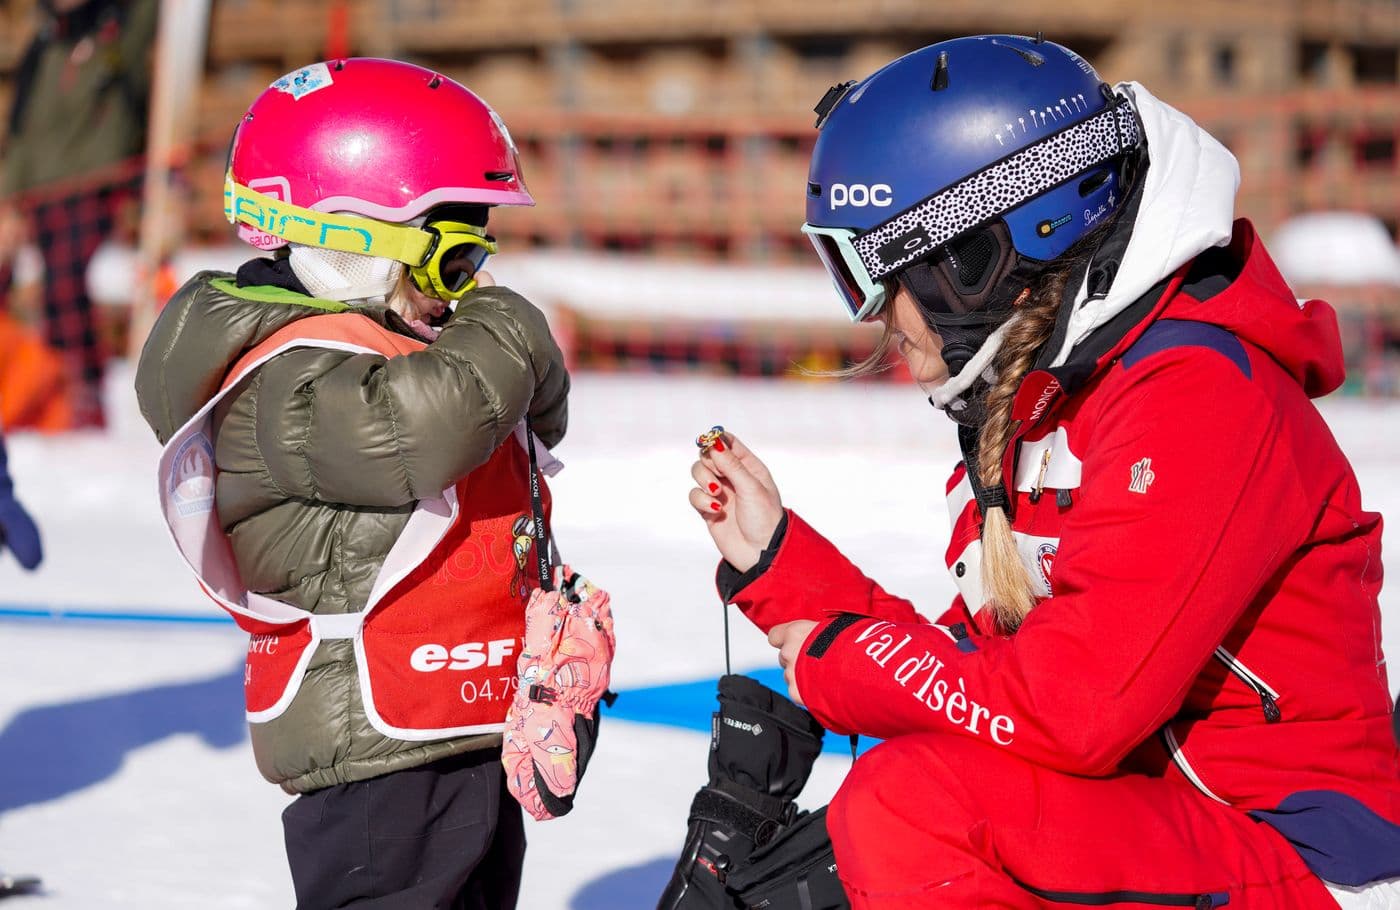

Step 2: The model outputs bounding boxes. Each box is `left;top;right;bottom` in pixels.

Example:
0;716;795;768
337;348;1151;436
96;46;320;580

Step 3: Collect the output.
688;432;784;572
769;620;819;707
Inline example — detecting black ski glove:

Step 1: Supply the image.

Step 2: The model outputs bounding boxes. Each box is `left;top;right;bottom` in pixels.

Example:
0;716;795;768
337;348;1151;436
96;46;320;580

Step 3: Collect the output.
657;674;826;910
709;673;826;800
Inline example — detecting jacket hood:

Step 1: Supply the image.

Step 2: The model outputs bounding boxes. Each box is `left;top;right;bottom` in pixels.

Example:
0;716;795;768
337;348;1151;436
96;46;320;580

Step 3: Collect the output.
1160;223;1346;398
1005;84;1346;445
1043;81;1344;399
1049;81;1240;367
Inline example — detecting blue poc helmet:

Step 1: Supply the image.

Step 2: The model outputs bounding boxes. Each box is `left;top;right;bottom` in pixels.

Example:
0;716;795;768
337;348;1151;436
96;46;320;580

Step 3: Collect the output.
803;35;1143;374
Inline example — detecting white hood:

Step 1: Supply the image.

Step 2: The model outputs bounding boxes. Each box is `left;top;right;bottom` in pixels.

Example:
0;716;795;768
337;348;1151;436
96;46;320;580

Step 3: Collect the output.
1048;81;1241;367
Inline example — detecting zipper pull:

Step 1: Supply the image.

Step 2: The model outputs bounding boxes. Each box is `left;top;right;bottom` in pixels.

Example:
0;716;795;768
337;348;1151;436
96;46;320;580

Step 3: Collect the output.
1029;449;1052;503
948;622;978;652
1260;692;1281;723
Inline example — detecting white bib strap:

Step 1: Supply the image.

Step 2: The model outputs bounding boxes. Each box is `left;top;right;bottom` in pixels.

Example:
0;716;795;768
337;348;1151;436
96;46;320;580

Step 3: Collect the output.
311;612;366;640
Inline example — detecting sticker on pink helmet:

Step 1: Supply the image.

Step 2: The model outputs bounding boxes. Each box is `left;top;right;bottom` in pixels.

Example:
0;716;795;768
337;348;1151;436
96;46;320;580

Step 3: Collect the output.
272;63;334;100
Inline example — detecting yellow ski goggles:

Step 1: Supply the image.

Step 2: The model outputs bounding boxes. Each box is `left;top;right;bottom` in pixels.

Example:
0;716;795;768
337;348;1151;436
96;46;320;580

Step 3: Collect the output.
408;220;496;300
224;175;498;301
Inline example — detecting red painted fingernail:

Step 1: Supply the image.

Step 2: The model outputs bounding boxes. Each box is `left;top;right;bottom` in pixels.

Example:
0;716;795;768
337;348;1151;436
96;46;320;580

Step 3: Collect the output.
708;482;719;493
712;440;726;453
710;501;721;511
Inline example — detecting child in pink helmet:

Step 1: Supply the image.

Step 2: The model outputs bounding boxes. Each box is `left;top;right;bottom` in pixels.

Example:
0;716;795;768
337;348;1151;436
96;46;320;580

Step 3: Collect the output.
135;59;570;908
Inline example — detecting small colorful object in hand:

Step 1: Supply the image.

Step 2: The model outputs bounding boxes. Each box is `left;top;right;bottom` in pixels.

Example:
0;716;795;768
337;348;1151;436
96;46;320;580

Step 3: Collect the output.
695;425;726;453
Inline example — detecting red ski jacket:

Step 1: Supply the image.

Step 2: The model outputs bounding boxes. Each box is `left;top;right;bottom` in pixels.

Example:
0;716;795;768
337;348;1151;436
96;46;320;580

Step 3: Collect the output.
723;221;1400;888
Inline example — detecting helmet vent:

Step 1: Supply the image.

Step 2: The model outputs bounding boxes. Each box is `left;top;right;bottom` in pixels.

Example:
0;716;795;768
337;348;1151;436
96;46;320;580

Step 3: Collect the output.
990;39;1045;67
485;171;516;183
1077;169;1110;196
428;75;443;89
808;182;822;197
932;52;950;91
813;81;856;129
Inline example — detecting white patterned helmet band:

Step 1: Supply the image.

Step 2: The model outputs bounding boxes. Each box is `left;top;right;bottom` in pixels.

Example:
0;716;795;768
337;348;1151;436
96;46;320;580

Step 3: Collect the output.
854;99;1143;281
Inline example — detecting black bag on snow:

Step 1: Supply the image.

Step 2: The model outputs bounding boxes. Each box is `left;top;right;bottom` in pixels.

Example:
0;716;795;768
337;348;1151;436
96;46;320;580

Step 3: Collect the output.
724;805;849;910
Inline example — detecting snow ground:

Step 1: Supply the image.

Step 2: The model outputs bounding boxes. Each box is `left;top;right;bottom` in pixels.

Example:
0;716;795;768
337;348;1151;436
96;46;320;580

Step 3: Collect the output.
0;367;1396;908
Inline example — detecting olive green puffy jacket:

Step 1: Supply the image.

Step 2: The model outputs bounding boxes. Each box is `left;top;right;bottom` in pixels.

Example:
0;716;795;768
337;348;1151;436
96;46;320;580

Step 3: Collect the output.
135;272;569;793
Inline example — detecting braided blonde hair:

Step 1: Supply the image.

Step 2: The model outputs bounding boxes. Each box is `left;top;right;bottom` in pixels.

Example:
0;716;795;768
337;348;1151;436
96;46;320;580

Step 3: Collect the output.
974;226;1113;630
973;277;1070;630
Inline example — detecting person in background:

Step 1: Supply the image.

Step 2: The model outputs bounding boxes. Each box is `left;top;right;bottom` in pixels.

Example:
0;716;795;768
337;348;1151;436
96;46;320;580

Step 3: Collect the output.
136;60;569;909
0;0;158;428
691;35;1398;909
0;204;73;432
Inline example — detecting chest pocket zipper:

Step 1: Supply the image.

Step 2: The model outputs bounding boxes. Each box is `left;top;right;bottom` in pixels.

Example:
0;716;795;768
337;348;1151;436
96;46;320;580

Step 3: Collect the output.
1213;646;1281;723
1013;875;1229;908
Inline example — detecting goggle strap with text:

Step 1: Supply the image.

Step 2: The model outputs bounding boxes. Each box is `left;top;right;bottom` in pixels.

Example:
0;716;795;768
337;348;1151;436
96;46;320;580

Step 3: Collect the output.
852;100;1142;282
223;175;438;267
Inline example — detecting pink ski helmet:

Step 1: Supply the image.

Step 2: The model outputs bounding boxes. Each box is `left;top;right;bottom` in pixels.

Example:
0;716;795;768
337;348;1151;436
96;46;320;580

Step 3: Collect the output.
227;58;533;252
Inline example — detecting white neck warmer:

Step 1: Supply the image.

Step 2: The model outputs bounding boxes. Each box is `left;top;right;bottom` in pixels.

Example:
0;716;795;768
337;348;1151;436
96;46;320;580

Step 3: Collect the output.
288;245;404;306
928;317;1016;415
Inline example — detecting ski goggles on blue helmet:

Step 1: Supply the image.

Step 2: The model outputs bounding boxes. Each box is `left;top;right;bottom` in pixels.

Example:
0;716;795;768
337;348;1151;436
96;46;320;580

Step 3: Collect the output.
803;95;1141;323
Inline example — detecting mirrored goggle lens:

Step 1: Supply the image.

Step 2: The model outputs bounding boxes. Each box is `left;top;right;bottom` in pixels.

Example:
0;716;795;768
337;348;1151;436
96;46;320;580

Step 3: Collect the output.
438;241;493;293
807;232;867;320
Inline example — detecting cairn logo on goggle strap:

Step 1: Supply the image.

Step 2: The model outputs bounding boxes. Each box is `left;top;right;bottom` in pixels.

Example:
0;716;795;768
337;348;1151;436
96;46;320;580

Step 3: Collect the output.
224;189;374;254
722;716;765;736
877;224;933;268
829;183;893;209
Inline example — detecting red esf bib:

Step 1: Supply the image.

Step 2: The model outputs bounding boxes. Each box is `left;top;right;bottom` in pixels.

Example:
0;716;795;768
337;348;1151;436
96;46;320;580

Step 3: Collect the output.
157;313;561;741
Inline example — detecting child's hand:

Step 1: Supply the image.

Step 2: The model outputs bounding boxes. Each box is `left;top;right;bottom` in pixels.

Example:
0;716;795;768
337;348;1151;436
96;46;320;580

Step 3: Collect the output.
689;432;784;572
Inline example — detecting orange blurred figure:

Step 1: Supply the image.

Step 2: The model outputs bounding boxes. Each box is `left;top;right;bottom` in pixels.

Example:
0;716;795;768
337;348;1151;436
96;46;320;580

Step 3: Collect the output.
0;311;75;432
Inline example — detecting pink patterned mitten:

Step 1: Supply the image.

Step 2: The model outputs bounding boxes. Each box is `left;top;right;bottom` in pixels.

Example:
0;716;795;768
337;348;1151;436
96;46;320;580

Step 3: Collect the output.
502;566;616;820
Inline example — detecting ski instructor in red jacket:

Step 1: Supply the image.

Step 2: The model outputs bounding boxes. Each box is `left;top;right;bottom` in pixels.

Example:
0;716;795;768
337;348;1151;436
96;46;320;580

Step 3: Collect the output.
689;36;1399;909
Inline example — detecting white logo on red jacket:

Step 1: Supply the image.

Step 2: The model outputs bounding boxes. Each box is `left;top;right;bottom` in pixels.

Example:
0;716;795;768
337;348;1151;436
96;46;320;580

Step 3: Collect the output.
1129;457;1156;494
1028;376;1063;422
855;621;1016;746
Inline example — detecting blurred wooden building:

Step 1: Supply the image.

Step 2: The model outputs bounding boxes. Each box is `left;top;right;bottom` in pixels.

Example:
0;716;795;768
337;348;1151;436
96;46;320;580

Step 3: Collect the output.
2;0;1398;384
5;0;1397;258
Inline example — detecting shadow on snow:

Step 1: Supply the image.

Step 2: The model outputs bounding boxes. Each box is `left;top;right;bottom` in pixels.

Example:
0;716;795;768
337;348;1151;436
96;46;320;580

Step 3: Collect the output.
571;856;675;909
0;662;246;813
